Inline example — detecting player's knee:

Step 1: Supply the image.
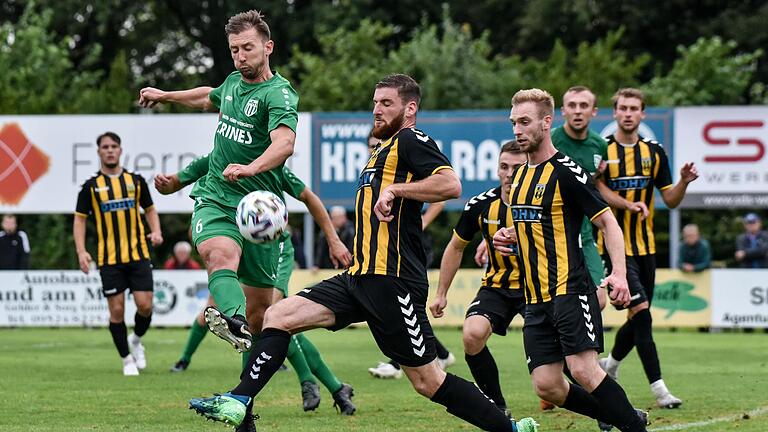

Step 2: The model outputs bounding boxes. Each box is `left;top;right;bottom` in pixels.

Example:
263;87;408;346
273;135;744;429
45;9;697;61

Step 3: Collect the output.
462;327;486;355
262;301;291;329
531;376;564;403
137;304;152;316
408;369;443;398
200;246;237;271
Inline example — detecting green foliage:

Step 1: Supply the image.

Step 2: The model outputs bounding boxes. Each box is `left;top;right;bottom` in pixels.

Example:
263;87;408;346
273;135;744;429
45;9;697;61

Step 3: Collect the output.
643;37;764;106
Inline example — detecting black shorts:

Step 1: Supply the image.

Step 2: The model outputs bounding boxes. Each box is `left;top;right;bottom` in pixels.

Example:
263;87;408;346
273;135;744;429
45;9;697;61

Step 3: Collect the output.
297;273;437;367
604;254;656;309
523;292;603;373
465;286;526;336
99;260;154;297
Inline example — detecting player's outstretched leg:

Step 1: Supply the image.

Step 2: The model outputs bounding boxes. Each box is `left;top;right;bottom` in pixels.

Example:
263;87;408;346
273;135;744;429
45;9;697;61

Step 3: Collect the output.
463;315;509;416
204;306;252;352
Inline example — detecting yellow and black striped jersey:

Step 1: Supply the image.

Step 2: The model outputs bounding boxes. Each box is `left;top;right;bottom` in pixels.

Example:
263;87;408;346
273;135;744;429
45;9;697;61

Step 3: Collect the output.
598;135;672;256
509;152;609;304
75;170;154;266
348;127;452;283
453;186;523;293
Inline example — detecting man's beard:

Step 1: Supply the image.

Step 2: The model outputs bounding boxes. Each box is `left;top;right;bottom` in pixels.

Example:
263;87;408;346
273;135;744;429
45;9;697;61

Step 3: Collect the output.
524;127;545;153
371;110;405;140
239;61;263;80
104;161;118;169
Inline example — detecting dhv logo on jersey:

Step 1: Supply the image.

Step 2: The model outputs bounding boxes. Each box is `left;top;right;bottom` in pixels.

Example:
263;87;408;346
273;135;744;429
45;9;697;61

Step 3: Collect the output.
357;168;376;189
512;205;543;222
607;176;650;191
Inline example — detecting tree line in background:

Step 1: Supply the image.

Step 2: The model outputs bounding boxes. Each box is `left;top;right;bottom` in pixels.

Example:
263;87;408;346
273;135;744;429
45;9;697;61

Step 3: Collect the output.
2;0;766;269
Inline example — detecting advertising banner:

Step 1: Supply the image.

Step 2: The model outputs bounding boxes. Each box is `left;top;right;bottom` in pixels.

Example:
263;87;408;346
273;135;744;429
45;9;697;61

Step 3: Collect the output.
674;107;768;208
312;109;673;210
711;269;768;328
0;270;209;327
603;269;711;328
0;114;311;214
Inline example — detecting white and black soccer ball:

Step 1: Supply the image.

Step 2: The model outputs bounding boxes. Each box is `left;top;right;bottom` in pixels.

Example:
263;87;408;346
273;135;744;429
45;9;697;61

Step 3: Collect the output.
236;190;288;244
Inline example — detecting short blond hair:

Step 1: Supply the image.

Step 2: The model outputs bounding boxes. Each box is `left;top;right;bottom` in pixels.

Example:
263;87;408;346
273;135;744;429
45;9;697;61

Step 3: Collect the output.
612;87;645;110
511;88;555;119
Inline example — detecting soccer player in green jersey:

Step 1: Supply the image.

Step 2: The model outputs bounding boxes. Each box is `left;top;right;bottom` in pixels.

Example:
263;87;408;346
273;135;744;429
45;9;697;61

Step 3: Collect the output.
156;156;356;417
139;11;297;356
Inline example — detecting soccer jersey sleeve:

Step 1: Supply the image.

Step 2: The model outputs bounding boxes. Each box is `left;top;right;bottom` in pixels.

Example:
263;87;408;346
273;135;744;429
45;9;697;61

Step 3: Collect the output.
178;154;210;185
654;144;673;191
75;183;91;217
266;85;299;133
136;175;155;210
453;192;490;243
399;129;452;179
557;157;609;221
208;72;236;109
281;166;306;200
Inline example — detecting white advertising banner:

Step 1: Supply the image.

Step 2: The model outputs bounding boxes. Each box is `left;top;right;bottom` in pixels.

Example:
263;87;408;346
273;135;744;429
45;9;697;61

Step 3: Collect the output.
674;107;768;208
711;269;768;328
0;113;311;214
0;270;209;327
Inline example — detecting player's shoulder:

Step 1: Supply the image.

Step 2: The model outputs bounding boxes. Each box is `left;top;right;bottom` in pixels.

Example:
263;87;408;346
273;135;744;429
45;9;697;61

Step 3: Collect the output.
462;187;500;212
122;169;146;181
266;73;298;94
397;127;436;145
551;153;590;185
640;136;665;150
78;172;102;189
587;129;608;145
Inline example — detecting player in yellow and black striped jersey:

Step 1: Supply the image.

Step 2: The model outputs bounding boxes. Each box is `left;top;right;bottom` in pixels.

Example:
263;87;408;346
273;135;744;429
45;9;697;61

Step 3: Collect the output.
595;88;698;411
429;140;528;417
73;132;163;376
495;89;648;432
219;75;537;432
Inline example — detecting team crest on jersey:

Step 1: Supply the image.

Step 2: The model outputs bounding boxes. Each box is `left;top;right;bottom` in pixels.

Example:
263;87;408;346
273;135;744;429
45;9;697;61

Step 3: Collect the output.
244;99;259;116
533;184;546;200
641;157;652;173
126;183;135;195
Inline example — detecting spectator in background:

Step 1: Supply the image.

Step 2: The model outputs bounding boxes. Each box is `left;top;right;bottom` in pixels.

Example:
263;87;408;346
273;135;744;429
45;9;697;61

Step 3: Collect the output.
678;224;711;272
163;241;201;270
735;213;768;268
0;214;30;270
290;225;307;268
313;206;354;269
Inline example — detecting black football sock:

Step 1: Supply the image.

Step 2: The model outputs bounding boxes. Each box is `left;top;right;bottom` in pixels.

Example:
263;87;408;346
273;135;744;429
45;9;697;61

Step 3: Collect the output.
231;328;291;397
435;337;451;359
430;373;513;432
590;376;647;432
466;346;507;409
109;321;130;358
560;383;611;423
133;311;152;337
611;320;635;361
630;309;662;383
388;359;401;370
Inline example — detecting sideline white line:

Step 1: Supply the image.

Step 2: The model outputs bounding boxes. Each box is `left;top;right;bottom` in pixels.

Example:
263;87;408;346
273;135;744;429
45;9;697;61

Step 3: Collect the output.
648;406;768;431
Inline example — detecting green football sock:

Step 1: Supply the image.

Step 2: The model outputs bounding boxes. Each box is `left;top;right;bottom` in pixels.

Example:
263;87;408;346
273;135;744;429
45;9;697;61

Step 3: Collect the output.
287;335;316;385
181;319;208;362
208;269;245;316
296;333;342;393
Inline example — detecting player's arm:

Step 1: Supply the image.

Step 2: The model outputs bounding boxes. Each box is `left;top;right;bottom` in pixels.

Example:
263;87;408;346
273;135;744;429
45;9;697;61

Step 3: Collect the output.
138;86;214;111
591;210;630;307
223;125;295;181
73;215;91;274
422;201;445;230
430;234;468;318
375;169;460;222
299;187;352;269
596;179;648;219
143;206;163;247
660;162;698;209
155;154;210;195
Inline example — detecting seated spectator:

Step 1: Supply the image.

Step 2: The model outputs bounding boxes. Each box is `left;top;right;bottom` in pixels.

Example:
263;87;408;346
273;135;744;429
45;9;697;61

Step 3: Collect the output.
735;213;768;268
678;224;710;272
163;241;201;270
0;214;30;270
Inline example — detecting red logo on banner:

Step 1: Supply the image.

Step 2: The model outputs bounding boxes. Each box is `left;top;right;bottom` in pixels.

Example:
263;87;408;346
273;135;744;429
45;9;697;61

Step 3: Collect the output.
0;123;50;205
703;121;765;163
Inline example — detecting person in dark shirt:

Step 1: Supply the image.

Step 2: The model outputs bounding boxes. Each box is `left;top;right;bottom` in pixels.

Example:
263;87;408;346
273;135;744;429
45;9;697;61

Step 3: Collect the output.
0;214;30;270
735;213;768;268
678;224;710;272
313;206;355;269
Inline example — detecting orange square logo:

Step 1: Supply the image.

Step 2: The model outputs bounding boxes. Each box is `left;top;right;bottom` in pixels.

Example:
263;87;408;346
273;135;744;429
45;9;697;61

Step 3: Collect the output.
0;123;50;205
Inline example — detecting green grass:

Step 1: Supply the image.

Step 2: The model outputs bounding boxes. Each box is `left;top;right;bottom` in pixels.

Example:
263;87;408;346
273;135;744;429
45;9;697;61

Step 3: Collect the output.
1;327;766;431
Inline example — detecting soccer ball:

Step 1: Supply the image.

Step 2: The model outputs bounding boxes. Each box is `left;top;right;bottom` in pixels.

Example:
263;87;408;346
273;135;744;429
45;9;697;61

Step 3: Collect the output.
236;190;288;244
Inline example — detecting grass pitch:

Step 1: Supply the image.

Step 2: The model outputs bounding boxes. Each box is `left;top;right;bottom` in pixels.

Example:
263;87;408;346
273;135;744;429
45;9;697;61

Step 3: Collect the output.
1;327;766;431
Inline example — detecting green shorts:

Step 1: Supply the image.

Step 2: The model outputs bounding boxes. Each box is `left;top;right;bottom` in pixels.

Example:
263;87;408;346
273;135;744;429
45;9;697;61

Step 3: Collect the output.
581;217;605;287
274;232;295;297
191;197;279;288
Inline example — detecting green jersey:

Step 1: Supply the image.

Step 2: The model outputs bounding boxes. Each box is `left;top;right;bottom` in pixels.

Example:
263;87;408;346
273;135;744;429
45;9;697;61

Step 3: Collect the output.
551;126;607;175
190;71;299;207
